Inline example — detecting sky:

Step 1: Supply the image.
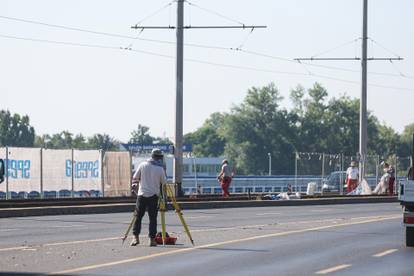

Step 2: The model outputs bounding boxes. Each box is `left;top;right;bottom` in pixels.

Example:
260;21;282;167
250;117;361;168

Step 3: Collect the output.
1;0;414;142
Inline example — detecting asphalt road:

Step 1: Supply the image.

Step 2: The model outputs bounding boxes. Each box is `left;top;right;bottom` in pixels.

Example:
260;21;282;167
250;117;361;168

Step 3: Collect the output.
0;203;412;276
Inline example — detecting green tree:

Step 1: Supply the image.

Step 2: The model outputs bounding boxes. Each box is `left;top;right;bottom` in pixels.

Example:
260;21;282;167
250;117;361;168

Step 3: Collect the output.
72;134;88;149
129;124;154;144
0;110;35;147
398;123;414;156
184;112;226;157
222;83;295;174
87;134;119;151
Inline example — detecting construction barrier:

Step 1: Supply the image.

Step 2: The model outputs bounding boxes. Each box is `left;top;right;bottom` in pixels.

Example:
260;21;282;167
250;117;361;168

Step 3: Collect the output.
0;147;131;199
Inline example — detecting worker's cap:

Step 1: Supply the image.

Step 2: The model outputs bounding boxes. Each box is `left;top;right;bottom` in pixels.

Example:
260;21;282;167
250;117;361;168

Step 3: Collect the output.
380;161;389;167
151;148;164;158
221;159;228;165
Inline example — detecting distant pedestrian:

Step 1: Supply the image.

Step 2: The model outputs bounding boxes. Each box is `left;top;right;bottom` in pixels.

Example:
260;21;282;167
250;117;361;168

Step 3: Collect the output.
346;161;359;193
0;159;4;184
217;159;234;198
130;148;166;247
373;165;391;195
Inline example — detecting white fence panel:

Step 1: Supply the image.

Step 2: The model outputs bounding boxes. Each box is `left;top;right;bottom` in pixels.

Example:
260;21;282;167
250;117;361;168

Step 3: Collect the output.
73;150;102;193
0;147;41;194
42;149;72;193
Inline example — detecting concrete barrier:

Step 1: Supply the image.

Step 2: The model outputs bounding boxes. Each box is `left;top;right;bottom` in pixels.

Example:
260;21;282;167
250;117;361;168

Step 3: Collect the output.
0;196;398;218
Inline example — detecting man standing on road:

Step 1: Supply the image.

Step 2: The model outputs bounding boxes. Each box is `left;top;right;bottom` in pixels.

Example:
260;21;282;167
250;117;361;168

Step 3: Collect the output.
130;148;166;247
217;159;234;198
346;161;359;193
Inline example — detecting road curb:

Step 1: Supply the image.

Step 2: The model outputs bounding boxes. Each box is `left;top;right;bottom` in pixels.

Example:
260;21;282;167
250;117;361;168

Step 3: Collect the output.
0;196;398;218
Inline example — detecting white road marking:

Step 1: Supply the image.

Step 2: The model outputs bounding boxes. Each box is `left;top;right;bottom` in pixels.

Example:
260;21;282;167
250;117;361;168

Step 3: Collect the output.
256;212;281;216
49;215;399;275
185;216;212;219
0;214;400;253
316;264;352;274
191;224;270;233
373;248;398;257
310;209;333;212
49;225;86;228
0;246;29;252
44;237;122;247
0;228;20;232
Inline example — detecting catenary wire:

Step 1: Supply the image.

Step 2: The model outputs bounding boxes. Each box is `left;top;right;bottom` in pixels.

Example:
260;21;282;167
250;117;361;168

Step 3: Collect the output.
1;33;413;92
2;14;413;79
184;1;245;26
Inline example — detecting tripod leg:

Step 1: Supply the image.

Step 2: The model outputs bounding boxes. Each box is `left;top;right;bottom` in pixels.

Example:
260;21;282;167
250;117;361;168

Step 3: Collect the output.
166;184;194;246
122;210;136;244
159;196;167;246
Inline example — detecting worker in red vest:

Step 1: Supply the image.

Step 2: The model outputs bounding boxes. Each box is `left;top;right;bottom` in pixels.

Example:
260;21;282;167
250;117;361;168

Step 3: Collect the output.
346;160;359;193
217;159;235;198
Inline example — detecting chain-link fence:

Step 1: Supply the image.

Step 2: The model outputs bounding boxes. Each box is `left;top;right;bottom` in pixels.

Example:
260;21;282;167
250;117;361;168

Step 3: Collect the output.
295;152;411;194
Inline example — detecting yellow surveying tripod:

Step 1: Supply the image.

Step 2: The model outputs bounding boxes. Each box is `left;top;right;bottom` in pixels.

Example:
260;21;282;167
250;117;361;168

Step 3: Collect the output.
122;183;194;246
159;183;194;246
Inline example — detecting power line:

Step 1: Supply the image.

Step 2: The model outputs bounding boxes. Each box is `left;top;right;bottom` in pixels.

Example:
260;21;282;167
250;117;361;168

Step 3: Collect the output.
240;49;414;79
134;1;174;26
2;14;413;79
0;33;120;50
0;14;232;49
311;38;361;58
369;38;401;58
185;1;245;26
1;33;414;92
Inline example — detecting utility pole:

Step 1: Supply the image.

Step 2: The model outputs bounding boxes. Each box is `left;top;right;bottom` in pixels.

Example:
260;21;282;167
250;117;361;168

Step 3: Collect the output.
359;0;368;181
295;0;402;181
268;153;271;176
132;2;266;196
175;0;184;195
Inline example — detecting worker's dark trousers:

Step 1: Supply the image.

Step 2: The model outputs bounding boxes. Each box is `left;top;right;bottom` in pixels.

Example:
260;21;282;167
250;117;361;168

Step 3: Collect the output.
133;195;158;238
389;177;395;195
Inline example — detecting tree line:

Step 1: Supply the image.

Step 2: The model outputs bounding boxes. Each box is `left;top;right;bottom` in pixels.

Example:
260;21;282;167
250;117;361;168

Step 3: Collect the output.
1;82;413;175
184;82;413;175
0;111;169;151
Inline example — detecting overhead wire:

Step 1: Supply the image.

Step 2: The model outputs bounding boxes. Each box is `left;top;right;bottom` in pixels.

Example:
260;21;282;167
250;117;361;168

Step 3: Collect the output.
1;10;414;91
133;1;174;26
1;32;413;93
1;13;412;79
311;38;361;58
184;1;245;26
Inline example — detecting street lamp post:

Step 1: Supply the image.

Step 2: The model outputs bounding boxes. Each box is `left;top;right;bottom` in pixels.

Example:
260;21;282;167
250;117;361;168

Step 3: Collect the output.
268;153;272;176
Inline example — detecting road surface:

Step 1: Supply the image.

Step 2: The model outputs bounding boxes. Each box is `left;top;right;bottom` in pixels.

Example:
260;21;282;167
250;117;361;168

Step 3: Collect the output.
0;203;412;275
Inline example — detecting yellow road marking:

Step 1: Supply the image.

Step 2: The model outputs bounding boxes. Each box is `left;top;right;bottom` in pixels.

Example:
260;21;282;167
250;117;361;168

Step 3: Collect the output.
373;248;398;257
49;215;399;275
316;264;352;274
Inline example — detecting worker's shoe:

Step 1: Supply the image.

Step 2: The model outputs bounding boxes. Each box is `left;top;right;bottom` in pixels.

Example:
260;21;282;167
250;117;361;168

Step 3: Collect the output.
130;235;139;246
149;237;157;247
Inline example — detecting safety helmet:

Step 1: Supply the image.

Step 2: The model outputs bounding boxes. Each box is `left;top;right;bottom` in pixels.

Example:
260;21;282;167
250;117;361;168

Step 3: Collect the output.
222;159;228;165
151;148;164;158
